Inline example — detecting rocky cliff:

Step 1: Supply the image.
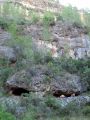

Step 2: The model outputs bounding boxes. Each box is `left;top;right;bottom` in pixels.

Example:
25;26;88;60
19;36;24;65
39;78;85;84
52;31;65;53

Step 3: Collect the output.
23;21;90;59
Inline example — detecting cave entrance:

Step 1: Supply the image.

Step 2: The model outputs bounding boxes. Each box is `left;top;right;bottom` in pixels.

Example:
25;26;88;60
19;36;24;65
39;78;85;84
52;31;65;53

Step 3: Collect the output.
53;90;80;98
10;87;29;96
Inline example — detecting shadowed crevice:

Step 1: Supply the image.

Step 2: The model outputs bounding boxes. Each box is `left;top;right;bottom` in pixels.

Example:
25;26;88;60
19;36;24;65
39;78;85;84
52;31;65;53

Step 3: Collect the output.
53;90;80;98
10;87;29;96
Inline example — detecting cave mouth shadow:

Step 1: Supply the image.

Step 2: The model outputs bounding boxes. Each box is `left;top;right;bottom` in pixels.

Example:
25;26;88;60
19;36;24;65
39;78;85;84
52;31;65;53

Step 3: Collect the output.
10;87;30;96
53;90;80;98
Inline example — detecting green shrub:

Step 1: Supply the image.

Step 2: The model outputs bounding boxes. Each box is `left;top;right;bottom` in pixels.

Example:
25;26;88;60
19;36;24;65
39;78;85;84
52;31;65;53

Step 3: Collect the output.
33;50;43;64
83;67;90;87
0;17;11;30
82;106;90;116
33;47;52;64
0;59;13;85
0;2;27;26
45;96;81;117
43;12;55;25
0;67;13;83
23;109;37;120
57;14;64;21
30;12;40;24
21;37;34;61
84;12;90;28
61;102;80;116
0;107;16;120
45;96;60;109
7;22;17;38
58;58;90;74
61;5;81;24
47;61;62;76
53;58;90;88
59;58;77;74
22;94;52;120
42;26;52;42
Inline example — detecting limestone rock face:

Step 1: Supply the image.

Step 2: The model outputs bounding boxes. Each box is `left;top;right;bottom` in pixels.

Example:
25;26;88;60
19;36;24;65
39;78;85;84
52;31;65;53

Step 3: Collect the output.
6;66;48;93
0;46;17;62
51;21;90;59
50;73;87;97
6;70;32;91
23;21;90;59
6;66;88;97
0;96;21;112
0;96;26;117
0;31;12;45
56;96;90;108
0;31;17;62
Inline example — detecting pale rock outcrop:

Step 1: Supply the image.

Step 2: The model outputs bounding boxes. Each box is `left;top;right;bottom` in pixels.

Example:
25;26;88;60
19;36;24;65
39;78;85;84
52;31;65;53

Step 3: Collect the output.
0;46;17;62
6;66;88;97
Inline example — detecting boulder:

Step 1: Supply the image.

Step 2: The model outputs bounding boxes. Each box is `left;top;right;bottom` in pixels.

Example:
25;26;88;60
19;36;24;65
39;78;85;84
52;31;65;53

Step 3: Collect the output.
6;66;88;97
6;70;31;91
50;73;87;97
6;66;48;93
0;46;17;62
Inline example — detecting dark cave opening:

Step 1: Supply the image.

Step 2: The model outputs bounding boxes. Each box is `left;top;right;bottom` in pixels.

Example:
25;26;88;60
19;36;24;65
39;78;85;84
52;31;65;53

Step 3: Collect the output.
10;87;29;96
53;90;80;98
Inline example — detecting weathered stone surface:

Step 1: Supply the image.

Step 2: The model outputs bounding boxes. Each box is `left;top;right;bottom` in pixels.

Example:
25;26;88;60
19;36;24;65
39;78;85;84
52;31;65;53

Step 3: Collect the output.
6;67;88;96
50;73;87;97
6;66;47;93
23;21;90;59
15;106;26;118
0;32;12;45
0;46;17;62
0;96;21;111
56;96;90;108
0;96;26;117
6;70;31;91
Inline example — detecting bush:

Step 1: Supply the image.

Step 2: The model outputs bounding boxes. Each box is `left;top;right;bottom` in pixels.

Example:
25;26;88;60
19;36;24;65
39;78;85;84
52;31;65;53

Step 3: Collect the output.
42;26;52;42
43;12;55;25
45;96;60;109
23;109;37;120
53;57;90;88
47;61;62;77
0;59;13;85
22;94;52;120
59;58;77;74
45;96;81;117
33;46;52;64
83;67;90;87
29;12;40;24
82;106;90;116
84;12;90;28
0;107;16;120
57;14;64;21
58;58;90;74
0;17;11;30
61;5;81;24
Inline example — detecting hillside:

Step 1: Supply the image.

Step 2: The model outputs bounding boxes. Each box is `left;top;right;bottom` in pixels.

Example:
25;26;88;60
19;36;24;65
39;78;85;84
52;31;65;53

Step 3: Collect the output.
0;0;90;120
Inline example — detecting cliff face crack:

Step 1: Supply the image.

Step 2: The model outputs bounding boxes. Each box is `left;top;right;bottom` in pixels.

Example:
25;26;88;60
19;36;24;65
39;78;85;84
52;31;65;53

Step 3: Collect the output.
9;87;29;96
